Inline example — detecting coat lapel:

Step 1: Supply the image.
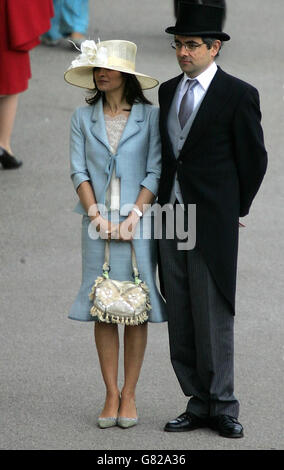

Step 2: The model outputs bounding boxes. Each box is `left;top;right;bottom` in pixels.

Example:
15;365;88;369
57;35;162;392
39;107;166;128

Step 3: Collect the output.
160;74;183;125
180;67;233;155
159;74;183;157
90;100;145;152
118;103;144;149
91;99;111;151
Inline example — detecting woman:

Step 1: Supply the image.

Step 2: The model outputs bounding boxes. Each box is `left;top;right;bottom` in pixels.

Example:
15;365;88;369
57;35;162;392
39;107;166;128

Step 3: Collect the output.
64;39;167;428
0;0;53;169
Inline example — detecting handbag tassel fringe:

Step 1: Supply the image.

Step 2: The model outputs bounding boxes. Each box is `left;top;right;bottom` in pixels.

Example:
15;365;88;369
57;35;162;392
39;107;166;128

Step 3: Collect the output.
89;306;150;325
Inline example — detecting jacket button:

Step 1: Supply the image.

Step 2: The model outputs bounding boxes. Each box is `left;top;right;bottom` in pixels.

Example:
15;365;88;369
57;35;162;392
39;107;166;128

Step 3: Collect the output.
178;160;183;165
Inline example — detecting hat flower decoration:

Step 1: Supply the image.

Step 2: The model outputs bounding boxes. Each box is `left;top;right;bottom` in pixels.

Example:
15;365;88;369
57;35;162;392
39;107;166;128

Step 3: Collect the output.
70;39;108;68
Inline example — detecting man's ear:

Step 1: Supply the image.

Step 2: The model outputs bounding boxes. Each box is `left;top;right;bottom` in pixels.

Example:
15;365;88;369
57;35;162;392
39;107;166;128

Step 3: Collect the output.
212;40;221;57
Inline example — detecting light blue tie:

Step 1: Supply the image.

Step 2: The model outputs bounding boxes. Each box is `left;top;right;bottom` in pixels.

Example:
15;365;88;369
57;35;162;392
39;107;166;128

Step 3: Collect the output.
178;79;198;129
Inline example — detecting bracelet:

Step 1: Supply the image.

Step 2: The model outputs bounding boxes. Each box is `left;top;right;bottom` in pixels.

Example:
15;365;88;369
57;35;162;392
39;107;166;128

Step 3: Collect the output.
132;207;142;218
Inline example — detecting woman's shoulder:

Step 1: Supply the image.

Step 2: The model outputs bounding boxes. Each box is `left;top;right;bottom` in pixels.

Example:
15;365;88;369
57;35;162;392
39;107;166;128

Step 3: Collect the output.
141;102;159;111
72;104;93;119
138;103;160;120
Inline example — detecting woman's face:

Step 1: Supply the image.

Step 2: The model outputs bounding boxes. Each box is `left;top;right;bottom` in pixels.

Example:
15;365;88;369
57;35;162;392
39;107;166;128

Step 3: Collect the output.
93;68;126;94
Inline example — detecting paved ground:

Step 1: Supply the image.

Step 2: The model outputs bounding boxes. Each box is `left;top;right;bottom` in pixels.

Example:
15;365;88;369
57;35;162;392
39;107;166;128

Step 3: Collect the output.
0;0;283;451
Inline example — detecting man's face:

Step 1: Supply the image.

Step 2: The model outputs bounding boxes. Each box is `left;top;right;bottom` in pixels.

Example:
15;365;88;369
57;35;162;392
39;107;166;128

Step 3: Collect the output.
174;35;221;78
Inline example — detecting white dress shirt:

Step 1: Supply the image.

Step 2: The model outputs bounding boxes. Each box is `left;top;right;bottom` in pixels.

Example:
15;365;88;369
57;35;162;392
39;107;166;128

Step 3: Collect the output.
170;61;218;205
177;61;218;114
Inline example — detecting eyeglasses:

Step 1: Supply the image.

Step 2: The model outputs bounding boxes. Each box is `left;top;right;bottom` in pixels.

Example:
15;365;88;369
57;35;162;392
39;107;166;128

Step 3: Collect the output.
171;40;205;51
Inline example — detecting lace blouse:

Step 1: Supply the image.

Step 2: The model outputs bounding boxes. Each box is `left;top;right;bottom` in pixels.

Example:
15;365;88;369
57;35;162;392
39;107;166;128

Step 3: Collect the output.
105;114;128;211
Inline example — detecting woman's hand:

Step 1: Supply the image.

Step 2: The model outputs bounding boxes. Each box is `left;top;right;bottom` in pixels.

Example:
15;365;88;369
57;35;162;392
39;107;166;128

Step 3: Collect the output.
90;214;119;240
116;211;140;242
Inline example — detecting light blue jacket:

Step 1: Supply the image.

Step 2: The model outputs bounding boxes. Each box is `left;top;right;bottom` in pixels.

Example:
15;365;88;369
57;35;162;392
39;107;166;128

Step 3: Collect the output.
70;99;161;216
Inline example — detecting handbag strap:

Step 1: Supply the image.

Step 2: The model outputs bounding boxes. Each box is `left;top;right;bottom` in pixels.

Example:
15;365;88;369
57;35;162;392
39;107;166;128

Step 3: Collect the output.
102;240;140;282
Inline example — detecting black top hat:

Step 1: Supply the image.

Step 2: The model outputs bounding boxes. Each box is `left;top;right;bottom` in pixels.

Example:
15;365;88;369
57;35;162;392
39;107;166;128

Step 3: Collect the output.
166;2;230;41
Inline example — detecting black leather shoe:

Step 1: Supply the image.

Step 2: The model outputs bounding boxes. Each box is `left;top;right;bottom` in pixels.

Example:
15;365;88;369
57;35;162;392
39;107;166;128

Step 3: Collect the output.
209;415;244;438
164;412;208;432
0;147;22;169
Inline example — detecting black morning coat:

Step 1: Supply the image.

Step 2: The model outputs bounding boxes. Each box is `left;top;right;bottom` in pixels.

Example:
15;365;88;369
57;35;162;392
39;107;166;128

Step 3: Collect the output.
157;66;268;313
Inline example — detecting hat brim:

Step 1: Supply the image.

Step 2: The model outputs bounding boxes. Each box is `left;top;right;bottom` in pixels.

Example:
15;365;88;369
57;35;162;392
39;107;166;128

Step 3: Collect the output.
165;26;230;41
64;65;159;90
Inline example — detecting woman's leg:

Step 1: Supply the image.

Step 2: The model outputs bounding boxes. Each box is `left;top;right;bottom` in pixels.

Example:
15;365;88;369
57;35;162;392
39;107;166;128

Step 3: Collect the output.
41;0;63;42
119;323;148;418
61;0;89;37
94;322;120;417
0;94;19;154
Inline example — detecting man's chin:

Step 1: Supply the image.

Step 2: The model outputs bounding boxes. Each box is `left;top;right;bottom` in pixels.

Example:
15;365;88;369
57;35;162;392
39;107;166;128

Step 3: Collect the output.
180;65;195;76
179;62;193;72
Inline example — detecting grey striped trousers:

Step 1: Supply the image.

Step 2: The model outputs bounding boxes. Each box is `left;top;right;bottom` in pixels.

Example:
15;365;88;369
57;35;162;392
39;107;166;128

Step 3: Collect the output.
158;210;239;418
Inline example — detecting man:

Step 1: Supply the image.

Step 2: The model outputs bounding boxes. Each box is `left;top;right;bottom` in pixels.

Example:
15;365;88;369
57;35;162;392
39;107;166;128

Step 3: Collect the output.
158;2;267;438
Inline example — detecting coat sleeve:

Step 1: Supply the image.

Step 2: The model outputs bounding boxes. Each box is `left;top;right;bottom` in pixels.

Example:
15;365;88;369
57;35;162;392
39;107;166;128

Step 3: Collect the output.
233;87;268;217
70;108;91;192
7;0;54;51
140;107;162;197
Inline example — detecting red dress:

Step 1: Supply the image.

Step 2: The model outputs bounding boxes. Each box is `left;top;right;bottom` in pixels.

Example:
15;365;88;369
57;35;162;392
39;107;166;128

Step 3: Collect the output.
0;0;54;95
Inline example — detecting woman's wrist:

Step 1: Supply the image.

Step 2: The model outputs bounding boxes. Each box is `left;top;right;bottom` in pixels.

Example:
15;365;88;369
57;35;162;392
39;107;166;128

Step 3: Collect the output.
89;210;100;222
128;210;140;223
131;206;143;218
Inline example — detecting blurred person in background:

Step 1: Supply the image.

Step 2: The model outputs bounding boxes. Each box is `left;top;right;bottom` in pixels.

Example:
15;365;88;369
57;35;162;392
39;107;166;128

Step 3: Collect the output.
0;0;53;169
41;0;89;47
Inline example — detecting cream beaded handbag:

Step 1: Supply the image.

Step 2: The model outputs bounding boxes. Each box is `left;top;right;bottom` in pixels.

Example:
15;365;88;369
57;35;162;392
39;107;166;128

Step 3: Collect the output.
89;241;151;325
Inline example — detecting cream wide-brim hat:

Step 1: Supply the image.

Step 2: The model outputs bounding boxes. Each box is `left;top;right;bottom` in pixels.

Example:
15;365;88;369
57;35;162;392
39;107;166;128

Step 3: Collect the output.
64;39;159;90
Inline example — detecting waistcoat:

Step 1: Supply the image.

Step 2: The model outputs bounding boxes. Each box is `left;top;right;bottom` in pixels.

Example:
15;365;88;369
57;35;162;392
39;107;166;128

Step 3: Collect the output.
167;83;204;204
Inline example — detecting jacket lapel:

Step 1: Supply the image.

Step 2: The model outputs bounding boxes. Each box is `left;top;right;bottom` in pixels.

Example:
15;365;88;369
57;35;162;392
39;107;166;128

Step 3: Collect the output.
159;74;183;156
160;74;183;125
91;99;111;151
118;103;144;149
90;101;145;152
180;67;233;155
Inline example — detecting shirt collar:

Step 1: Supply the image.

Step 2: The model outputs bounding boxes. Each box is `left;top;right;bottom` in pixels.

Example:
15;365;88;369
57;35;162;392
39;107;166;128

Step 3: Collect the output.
181;61;218;92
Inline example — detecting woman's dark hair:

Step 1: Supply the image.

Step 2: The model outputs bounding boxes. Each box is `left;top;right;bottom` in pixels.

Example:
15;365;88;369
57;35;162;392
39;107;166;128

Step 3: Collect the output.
86;70;152;106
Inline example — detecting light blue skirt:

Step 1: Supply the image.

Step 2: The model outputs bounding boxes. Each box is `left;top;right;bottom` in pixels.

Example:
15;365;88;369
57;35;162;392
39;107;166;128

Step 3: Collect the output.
68;214;167;323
